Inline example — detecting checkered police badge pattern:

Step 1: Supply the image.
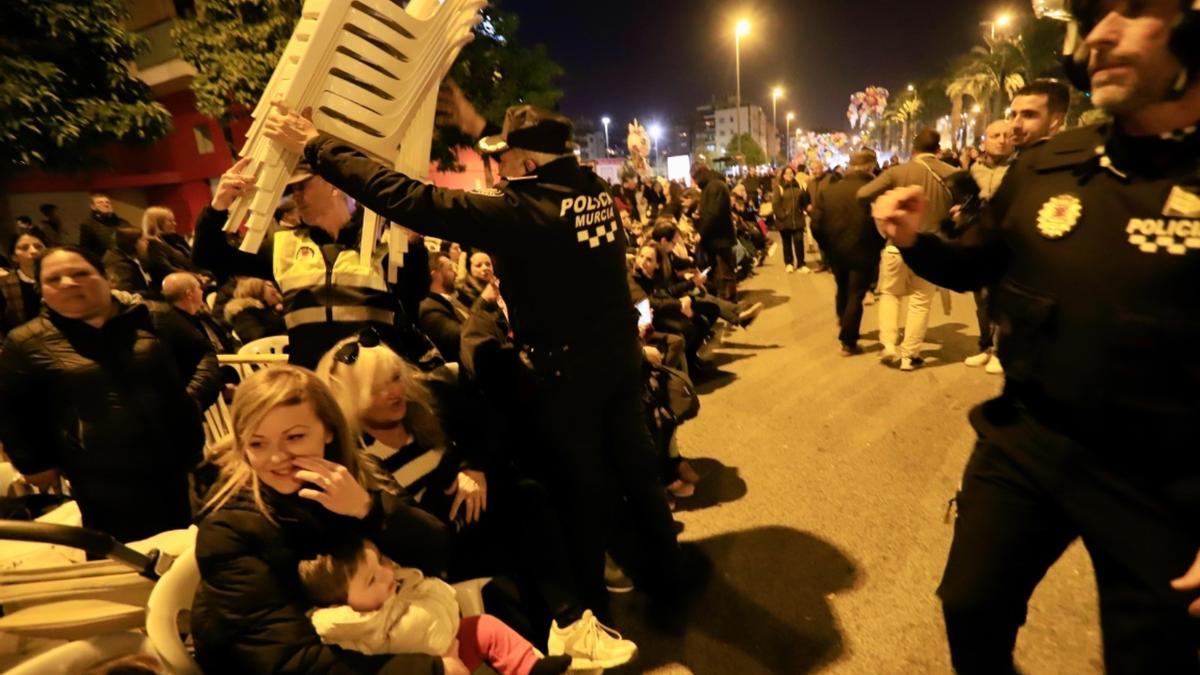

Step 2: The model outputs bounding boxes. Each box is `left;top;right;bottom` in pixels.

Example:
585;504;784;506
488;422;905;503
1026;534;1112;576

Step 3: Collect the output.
577;221;620;248
1126;219;1200;255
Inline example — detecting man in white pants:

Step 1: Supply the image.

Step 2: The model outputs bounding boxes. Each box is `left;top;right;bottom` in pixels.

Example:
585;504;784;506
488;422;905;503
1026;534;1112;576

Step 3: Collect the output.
858;129;957;371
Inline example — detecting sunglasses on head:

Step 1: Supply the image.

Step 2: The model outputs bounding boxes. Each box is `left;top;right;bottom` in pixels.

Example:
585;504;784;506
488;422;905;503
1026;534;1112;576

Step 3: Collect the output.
334;327;382;366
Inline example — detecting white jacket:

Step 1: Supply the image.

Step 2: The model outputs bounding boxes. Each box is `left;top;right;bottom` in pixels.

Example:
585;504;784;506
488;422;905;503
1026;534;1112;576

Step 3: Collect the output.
310;566;460;656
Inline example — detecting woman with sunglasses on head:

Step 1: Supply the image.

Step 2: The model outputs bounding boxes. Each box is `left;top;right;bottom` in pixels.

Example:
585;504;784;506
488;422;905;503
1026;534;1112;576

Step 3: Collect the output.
315;333;638;670
192;365;451;675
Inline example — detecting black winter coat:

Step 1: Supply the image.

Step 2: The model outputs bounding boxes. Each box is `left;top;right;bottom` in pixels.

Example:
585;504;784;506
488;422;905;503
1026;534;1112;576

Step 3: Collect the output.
693;170;736;250
811;170;885;270
192;480;450;675
0;297;218;541
772;179;810;231
79;211;131;256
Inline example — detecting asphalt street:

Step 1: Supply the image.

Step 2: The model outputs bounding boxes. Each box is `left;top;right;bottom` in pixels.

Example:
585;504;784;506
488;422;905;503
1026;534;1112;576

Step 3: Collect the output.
612;248;1103;675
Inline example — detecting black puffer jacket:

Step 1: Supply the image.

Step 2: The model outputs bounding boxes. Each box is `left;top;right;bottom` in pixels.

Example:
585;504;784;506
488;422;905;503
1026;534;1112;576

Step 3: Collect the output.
693;168;736;250
192;477;450;674
771;178;810;231
0;295;217;541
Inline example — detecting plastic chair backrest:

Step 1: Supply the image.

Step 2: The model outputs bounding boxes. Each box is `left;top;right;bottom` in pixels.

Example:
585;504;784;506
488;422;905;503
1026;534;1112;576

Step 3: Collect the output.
237;335;289;357
144;546;203;675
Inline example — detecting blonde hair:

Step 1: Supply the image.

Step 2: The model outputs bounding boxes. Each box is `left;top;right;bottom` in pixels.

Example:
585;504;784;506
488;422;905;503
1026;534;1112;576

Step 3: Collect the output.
314;337;445;449
202;365;372;521
142;206;175;238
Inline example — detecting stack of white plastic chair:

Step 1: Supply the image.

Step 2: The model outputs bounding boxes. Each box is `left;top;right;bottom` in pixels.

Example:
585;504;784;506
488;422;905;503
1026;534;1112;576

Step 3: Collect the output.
225;0;486;282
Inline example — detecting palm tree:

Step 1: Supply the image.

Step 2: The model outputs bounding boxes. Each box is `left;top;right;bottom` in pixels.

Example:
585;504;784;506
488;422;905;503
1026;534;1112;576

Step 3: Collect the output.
884;93;923;157
947;40;1027;121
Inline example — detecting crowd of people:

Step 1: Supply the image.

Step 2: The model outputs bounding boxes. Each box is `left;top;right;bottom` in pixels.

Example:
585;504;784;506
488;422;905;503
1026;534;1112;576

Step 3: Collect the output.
3;2;1200;672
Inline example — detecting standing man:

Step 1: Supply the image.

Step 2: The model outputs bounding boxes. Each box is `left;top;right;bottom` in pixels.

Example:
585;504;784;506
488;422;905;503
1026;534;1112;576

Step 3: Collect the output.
1009;78;1071;154
858;129;958;371
963;120;1015;374
265;100;682;637
78;192;132;257
811;150;886;356
873;1;1200;671
691;162;739;300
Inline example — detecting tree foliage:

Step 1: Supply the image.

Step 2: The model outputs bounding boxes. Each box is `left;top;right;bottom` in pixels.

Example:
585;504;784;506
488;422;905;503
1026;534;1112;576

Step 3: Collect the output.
0;0;173;174
726;133;767;166
172;0;302;126
173;0;563;169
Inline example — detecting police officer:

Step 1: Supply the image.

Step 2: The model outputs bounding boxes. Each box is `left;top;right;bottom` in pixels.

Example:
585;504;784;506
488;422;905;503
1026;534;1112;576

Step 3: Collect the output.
872;1;1200;672
264;99;682;614
192;156;435;369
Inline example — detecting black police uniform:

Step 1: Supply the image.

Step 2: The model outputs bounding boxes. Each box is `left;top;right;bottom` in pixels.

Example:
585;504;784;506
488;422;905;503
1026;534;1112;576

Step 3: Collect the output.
902;123;1200;673
302;134;682;609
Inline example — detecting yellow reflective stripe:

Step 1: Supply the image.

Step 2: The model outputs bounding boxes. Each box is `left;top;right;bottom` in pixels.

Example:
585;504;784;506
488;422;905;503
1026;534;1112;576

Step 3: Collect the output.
329;271;387;292
284;306;395;329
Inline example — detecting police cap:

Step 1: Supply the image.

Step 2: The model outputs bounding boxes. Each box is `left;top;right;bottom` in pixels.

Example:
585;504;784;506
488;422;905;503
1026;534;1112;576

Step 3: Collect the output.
478;105;578;156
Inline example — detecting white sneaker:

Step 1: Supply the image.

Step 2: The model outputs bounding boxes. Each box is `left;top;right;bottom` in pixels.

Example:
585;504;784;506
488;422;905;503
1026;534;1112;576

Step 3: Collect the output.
899;357;916;372
786;264;795;273
880;345;899;364
798;266;812;275
548;610;637;669
964;352;992;368
985;357;1005;375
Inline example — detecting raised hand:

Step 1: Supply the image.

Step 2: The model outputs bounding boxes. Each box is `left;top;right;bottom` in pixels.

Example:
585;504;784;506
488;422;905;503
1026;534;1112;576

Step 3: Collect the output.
292;456;373;519
262;99;320;156
211;157;256;211
871;185;927;248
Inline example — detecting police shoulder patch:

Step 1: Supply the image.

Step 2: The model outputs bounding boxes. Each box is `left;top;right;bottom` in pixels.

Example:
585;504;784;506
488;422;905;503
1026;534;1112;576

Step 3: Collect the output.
469;187;505;198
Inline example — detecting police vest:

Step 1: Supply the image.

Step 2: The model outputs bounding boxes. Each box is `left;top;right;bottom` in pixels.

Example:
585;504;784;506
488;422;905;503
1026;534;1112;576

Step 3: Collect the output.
271;226;396;330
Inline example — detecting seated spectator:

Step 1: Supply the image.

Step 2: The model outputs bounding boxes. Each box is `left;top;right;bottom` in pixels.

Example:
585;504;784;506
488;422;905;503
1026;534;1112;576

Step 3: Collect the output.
103;225;152;295
224;276;287;343
192;365;450;674
629;244;706;371
457;251;494;308
142;206;198;288
299;538;572;674
438;239;468;285
315;334;638;668
0;227;48;337
418;253;472;363
0;247;218;542
163;272;239;354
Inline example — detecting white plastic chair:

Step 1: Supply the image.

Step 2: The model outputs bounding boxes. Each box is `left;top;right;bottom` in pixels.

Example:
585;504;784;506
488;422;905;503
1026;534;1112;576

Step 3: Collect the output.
237;335;289;357
5;631;155;675
144;546;202;675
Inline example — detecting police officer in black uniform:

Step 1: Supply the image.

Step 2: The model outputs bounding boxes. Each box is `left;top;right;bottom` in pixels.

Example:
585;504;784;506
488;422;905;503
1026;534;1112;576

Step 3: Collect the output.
265;100;682;614
872;1;1200;672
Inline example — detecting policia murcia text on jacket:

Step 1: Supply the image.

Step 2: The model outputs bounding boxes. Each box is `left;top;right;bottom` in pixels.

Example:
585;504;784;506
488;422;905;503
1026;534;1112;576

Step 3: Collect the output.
871;1;1200;672
192;155;435;370
263;92;683;612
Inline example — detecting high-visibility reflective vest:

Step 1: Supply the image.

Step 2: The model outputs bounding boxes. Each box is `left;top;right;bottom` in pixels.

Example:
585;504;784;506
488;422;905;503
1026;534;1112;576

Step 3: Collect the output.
272;226;397;331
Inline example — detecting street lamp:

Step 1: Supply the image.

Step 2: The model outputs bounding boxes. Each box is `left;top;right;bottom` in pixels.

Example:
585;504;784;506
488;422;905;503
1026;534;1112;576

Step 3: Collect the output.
601;116;611;156
771;86;784;164
734;19;750;172
984;11;1015;40
785;112;795;163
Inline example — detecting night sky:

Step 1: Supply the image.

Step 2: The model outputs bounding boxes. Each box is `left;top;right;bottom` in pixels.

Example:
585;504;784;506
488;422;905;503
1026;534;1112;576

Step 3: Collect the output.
502;0;993;131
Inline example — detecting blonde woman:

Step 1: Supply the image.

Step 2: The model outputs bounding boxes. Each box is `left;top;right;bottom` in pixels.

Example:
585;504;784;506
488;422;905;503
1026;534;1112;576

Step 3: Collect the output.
191;365;451;675
141;206;196;289
316;333;639;669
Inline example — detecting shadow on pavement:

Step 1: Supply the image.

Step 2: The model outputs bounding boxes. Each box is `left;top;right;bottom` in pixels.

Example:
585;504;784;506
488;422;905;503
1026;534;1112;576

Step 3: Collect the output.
739;288;790;310
915;322;976;369
719;341;783;350
610;526;858;675
672;457;747;513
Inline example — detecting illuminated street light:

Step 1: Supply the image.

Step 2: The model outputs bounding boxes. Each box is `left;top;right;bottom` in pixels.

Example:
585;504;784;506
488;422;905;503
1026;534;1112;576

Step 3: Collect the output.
785;112;795;163
601;116;611;155
733;19;751;169
648;122;663;169
772;86;784;163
